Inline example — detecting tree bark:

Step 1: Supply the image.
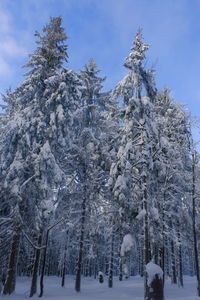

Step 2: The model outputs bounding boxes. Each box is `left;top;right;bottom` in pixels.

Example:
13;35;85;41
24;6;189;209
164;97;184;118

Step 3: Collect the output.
3;229;21;295
108;229;114;288
39;230;49;297
161;194;166;286
38;218;63;297
29;233;42;297
75;196;86;292
192;152;200;296
177;224;183;287
61;247;67;287
171;240;177;284
119;257;123;281
144;187;150;300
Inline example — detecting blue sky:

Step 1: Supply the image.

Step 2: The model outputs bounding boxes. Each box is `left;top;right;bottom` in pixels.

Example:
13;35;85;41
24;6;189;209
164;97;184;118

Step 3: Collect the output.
0;0;200;141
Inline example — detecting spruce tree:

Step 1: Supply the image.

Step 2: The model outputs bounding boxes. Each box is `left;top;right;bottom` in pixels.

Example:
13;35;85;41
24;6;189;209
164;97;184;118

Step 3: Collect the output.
24;16;68;80
67;59;117;292
153;88;191;286
0;17;80;296
110;29;157;300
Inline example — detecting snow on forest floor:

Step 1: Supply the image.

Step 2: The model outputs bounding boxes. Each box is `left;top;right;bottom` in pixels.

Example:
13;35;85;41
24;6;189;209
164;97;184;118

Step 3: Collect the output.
2;275;199;300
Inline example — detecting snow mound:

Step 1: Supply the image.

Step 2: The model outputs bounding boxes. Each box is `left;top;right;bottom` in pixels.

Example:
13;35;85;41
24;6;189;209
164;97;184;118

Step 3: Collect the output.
146;261;163;286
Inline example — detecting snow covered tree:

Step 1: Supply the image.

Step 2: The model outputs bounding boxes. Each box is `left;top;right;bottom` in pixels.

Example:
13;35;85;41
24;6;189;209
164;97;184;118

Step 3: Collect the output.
191;150;200;296
24;16;68;80
0;16;198;299
153;88;191;286
0;17;81;296
64;58;117;292
110;29;157;300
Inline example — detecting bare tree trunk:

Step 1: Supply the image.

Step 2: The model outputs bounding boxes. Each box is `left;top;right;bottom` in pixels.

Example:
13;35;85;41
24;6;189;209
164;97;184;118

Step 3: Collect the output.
39;230;49;297
161;194;166;286
171;240;177;284
192;152;200;296
75;196;86;292
29;233;42;297
3;229;21;295
139;241;144;277
108;229;114;288
38;218;63;297
144;187;150;300
177;224;183;287
61;246;67;287
119;257;123;281
165;238;170;278
119;231;123;281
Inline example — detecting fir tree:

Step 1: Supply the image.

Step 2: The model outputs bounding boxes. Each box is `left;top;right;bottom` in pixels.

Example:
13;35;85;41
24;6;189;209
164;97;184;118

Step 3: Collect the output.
111;29;158;299
66;59;117;292
0;17;80;296
24;16;68;80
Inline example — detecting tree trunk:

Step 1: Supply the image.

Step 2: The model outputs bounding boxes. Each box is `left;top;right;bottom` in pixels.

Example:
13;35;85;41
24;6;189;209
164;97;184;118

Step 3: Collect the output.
192;152;200;296
3;229;21;295
29;233;42;297
165;239;169;278
149;274;164;300
108;229;114;288
139;242;144;277
177;225;183;287
161;196;166;286
171;240;177;284
61;247;67;287
119;257;123;281
144;188;150;300
75;196;86;292
39;230;49;297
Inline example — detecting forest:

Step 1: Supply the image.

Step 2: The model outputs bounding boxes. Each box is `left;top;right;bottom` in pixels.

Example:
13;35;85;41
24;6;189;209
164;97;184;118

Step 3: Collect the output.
0;17;200;300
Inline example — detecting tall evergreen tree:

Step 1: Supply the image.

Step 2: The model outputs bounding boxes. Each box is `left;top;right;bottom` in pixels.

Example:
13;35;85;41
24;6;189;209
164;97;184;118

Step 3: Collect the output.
66;58;117;292
0;17;80;295
153;88;191;286
110;29;158;300
24;16;68;80
191;150;200;296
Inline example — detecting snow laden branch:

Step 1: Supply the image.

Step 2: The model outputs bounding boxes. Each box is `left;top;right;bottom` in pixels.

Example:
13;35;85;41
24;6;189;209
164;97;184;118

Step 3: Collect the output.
23;218;65;250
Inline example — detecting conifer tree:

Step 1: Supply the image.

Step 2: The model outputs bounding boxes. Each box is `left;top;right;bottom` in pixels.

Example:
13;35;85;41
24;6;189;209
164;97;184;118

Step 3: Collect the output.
191;150;200;296
24;16;68;80
67;59;117;292
110;29;157;300
0;17;80;296
0;17;198;300
153;88;191;286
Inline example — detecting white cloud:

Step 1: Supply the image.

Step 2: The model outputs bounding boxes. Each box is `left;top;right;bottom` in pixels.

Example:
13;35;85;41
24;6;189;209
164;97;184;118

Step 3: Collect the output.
0;5;12;33
0;56;13;77
0;3;30;91
0;37;27;57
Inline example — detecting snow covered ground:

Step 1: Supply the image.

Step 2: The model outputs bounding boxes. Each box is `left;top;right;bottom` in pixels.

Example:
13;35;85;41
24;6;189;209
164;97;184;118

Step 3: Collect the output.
3;275;199;300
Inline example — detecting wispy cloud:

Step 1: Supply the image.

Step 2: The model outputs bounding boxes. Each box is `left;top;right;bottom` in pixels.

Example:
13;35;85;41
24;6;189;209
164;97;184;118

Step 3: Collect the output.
0;37;27;57
0;5;12;33
0;56;13;77
0;4;28;87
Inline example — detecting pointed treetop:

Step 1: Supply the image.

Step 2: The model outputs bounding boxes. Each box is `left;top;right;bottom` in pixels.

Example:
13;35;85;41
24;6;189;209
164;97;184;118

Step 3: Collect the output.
124;28;150;69
83;58;99;75
24;16;68;78
88;58;97;72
